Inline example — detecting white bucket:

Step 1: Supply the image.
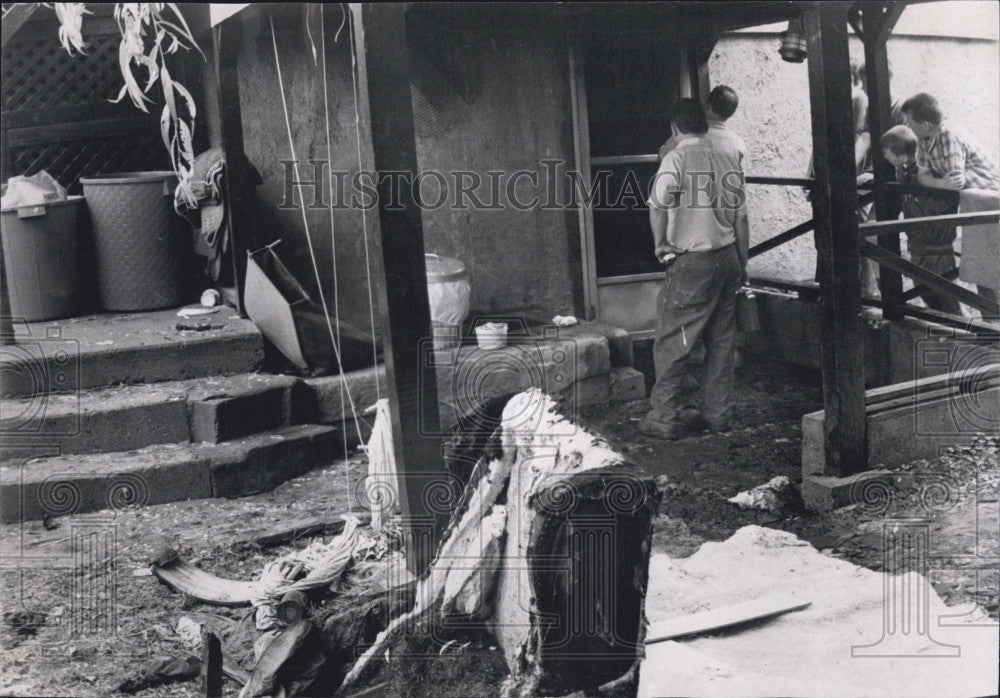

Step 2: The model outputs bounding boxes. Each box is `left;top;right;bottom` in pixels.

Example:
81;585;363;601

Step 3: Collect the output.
475;322;508;350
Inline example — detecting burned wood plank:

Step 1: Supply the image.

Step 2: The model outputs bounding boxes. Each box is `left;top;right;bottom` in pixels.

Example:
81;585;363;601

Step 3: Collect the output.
804;2;868;477
495;463;660;696
351;3;448;576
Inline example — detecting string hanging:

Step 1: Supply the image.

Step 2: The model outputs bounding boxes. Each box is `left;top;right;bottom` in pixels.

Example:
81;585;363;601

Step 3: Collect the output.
269;12;367;449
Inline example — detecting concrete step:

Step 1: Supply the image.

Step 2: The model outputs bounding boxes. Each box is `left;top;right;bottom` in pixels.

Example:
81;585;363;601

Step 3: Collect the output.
0;424;338;522
1;373;302;460
1;309;263;398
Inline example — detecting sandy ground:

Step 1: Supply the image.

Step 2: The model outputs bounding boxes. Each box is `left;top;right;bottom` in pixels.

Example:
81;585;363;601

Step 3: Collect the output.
1;356;996;697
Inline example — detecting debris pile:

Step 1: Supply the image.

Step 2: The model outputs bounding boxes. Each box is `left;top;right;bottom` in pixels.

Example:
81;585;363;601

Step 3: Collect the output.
147;388;660;697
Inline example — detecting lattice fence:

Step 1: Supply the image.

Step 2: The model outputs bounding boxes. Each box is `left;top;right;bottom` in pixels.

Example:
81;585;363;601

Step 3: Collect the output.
1;10;173;193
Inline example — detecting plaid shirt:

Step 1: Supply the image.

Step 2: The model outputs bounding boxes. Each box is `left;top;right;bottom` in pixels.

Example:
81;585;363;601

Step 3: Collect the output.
917;122;1000;191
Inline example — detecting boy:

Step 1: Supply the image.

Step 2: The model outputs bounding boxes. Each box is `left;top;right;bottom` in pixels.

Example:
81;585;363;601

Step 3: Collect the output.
880;125;963;315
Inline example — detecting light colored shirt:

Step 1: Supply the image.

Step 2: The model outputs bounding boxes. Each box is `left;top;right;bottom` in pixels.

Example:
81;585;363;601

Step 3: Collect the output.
660;118;746;164
648;135;744;252
706;119;746;166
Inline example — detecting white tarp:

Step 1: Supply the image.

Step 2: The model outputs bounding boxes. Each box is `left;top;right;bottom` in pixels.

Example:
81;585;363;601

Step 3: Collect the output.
639;526;999;697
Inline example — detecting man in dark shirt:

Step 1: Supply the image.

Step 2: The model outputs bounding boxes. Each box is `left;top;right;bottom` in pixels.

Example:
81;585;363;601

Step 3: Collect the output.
880;125;962;315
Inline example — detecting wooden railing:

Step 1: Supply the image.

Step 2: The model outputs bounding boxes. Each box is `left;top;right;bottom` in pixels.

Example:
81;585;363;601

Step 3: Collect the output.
738;171;1000;330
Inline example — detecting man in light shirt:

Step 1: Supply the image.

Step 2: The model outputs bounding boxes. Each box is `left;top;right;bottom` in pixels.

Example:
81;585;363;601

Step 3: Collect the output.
641;98;749;440
658;85;745;162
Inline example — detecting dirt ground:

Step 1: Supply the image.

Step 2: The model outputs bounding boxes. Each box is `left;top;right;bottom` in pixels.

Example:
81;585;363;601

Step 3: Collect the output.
2;354;997;697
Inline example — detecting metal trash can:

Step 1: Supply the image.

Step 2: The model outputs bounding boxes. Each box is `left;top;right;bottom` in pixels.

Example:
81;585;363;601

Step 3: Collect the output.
80;171;189;311
0;196;84;322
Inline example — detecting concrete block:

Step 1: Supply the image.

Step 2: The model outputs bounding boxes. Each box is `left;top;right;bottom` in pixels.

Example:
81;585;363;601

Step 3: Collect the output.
801;470;892;512
208;424;338;498
744;291;822;369
0;389;189;460
803;373;999;477
188;374;300;443
566;322;633;367
558;373;609;409
0;446;214;523
610;367;646;403
303;365;387;425
0;424;338;522
1;309;263;398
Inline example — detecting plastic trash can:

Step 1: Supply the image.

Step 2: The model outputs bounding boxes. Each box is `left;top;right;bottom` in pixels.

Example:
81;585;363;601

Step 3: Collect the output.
425;253;471;350
0;196;84;321
80;171;190;311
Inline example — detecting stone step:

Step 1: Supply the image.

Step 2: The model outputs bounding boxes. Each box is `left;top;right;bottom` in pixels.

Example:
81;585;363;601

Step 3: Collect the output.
1;373;302;460
0;309;263;398
0;424;338;522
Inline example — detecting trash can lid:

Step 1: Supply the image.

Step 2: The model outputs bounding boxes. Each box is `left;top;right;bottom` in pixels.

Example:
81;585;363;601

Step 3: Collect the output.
425;253;467;283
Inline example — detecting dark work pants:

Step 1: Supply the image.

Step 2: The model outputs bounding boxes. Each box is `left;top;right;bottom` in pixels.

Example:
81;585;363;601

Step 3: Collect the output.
910;242;963;316
648;244;742;426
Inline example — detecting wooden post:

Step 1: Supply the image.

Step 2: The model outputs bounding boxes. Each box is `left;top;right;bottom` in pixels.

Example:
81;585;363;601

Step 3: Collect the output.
351;3;448;576
214;17;255;313
200;629;223;698
0;3;38;344
863;2;905;320
0;242;13;345
685;35;715;103
804;3;868;477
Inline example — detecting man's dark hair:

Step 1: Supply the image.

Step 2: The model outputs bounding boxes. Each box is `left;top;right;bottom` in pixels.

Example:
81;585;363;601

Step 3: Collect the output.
900;93;943;125
880;125;917;156
669;98;708;135
706;85;739;119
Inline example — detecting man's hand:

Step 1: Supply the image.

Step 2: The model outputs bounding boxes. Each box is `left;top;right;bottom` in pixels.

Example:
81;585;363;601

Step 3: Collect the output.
856;172;874;186
945;170;965;189
655;245;677;265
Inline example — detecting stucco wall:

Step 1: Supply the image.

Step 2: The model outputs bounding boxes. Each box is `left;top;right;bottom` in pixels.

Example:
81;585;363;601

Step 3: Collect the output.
234;13;579;337
710;32;1000;282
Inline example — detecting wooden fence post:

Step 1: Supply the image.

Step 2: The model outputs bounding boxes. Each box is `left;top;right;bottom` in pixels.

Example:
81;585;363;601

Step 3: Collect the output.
804;3;868;477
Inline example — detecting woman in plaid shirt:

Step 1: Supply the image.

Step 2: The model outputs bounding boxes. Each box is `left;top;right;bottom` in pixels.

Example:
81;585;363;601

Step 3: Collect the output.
900;93;1000;307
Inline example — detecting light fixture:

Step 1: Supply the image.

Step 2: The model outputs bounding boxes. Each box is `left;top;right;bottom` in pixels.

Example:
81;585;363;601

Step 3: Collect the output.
779;18;806;63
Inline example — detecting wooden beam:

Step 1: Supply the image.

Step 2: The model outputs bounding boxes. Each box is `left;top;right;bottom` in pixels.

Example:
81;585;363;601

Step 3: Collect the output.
860;211;1000;237
860;240;1000;315
876;1;906;43
568;35;598;320
351;3;448;576
746;175;815;187
1;3;38;47
213;18;255;313
900;267;959;302
647;594;811;645
804;2;868;477
748;219;815;259
0;237;13;345
897;305;999;338
862;1;903;320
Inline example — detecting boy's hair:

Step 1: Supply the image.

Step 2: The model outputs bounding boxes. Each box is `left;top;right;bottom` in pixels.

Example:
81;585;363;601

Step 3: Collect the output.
900;93;943;125
669;98;708;135
706;85;739;119
881;125;918;156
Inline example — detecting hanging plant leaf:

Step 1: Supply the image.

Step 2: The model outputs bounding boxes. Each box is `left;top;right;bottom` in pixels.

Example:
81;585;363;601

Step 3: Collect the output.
51;2;204;201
